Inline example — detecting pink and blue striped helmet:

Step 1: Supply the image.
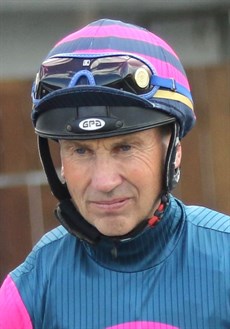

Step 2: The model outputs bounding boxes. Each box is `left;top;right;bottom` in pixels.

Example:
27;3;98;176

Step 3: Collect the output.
32;19;196;140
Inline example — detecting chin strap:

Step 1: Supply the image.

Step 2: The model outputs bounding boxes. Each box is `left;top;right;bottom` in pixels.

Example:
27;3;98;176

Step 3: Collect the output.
55;199;101;244
164;122;180;192
148;194;169;227
38;136;70;200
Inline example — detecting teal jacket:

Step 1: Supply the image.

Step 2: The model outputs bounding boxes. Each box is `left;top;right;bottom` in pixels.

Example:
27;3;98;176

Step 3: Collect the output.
0;196;229;329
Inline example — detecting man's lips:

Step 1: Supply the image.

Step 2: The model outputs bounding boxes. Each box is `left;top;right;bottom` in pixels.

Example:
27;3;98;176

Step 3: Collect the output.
89;198;131;210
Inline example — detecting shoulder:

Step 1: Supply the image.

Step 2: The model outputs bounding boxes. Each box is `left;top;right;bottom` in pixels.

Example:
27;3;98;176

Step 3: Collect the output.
171;198;230;264
11;226;77;280
33;225;70;250
29;225;73;257
7;226;82;323
183;203;230;233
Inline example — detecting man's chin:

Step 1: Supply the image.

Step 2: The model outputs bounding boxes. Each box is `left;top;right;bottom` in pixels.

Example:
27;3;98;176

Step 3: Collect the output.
94;221;135;238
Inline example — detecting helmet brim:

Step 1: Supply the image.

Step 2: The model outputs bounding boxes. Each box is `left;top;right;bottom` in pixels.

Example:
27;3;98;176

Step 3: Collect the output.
33;85;175;140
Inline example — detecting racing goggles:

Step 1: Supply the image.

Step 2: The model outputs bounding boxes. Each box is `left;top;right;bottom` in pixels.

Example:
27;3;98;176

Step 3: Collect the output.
33;54;191;104
33;55;156;101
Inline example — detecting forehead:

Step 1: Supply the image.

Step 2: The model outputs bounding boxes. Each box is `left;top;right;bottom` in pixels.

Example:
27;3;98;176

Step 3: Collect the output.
60;128;162;146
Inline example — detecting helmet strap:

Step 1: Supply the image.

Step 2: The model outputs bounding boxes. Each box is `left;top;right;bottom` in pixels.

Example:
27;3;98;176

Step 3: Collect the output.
148;194;169;227
38;136;70;201
55;199;101;244
164;122;181;192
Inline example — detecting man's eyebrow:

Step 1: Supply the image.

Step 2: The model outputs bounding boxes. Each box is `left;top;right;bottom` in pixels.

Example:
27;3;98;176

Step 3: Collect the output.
61;140;90;150
114;133;143;142
110;136;143;148
63;140;90;145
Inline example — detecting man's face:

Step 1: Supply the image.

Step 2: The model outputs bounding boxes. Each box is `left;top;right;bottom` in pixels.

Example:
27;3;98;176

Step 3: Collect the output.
60;128;170;237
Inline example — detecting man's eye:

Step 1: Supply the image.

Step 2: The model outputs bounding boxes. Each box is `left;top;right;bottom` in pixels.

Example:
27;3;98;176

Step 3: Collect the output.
75;147;87;155
120;144;131;152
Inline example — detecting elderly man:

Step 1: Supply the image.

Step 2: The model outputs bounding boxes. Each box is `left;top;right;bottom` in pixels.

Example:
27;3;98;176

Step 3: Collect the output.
0;19;229;329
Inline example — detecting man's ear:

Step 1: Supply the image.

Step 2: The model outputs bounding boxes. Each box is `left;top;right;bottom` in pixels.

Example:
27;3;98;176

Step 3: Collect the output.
175;142;182;169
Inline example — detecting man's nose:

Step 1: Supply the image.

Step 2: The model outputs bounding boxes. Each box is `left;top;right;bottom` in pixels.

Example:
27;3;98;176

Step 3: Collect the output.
90;156;123;193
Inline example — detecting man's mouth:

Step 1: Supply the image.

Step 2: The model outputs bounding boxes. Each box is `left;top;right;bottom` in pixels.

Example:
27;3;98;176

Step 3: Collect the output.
89;198;131;210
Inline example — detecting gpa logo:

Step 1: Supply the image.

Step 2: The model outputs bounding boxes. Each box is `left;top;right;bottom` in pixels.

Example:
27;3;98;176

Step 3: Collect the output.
79;118;105;131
